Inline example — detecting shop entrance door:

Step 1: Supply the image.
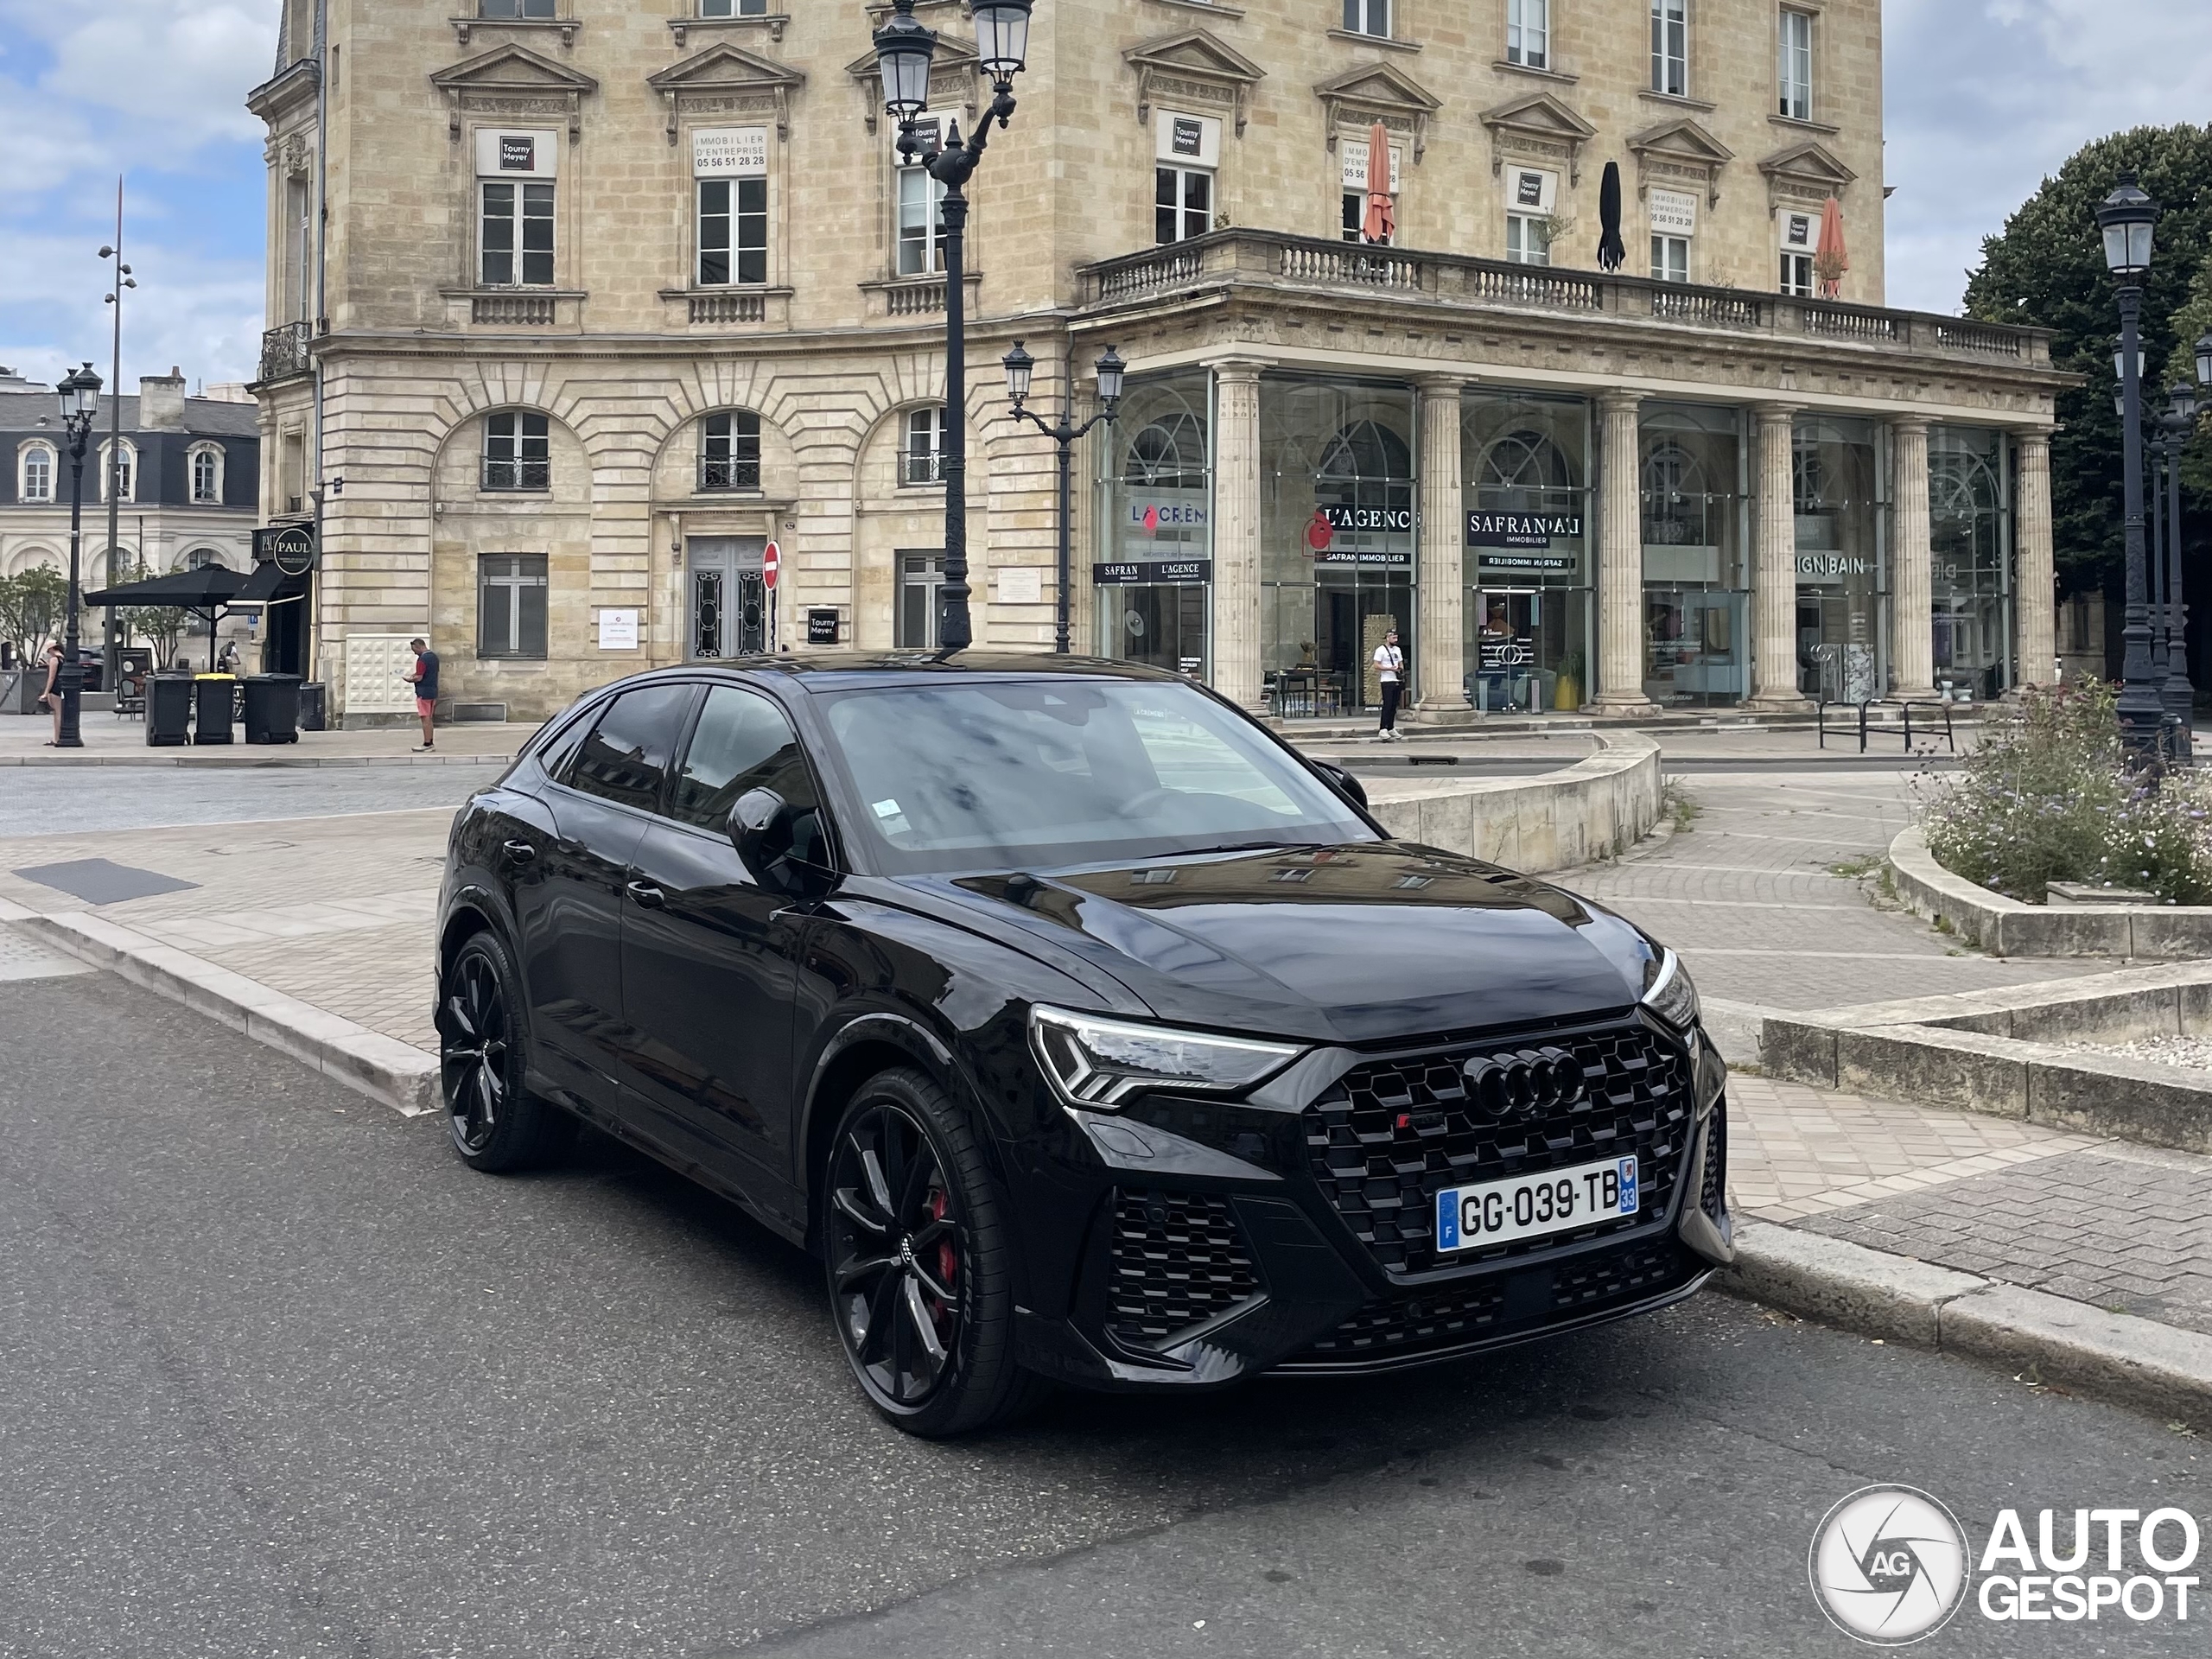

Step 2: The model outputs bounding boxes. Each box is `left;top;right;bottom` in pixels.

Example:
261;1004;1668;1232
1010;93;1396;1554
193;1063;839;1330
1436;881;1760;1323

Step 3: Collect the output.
1468;590;1564;713
689;537;766;658
1642;587;1747;707
1318;573;1410;711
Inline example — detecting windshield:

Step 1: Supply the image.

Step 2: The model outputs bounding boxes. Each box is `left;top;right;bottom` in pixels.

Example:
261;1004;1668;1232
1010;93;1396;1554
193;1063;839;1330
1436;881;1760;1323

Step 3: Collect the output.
817;678;1376;874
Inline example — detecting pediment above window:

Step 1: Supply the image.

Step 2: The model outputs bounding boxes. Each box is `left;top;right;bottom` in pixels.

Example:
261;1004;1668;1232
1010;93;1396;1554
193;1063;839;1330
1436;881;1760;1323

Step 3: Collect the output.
430;44;599;141
1758;140;1857;212
649;43;805;142
1478;90;1598;186
1625;116;1734;207
1124;29;1265;136
1313;61;1441;162
845;37;980;134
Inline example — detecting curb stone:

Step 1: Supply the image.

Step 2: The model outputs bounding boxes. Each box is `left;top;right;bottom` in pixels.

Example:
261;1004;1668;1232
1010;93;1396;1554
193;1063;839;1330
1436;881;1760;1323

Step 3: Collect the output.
1721;1220;2212;1426
0;899;435;1117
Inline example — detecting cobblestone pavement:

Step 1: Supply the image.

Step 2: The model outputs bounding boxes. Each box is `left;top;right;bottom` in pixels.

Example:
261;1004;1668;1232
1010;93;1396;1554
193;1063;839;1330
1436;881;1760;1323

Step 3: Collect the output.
1798;1144;2212;1336
0;711;539;765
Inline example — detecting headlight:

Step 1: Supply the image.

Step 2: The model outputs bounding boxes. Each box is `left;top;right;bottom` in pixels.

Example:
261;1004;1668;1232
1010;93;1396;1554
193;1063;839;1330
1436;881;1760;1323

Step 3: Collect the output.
1029;1007;1303;1110
1641;948;1700;1032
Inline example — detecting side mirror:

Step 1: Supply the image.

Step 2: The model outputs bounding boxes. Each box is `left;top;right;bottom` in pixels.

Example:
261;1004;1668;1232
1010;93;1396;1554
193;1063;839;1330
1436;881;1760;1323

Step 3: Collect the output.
1311;759;1368;810
730;786;836;899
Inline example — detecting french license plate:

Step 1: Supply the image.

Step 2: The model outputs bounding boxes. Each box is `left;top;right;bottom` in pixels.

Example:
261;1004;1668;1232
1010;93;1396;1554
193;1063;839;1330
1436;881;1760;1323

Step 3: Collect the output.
1433;1154;1640;1253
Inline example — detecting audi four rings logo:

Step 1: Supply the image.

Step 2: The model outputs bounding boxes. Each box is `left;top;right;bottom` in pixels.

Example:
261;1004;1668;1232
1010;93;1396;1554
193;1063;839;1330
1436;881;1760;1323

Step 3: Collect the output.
1460;1047;1586;1119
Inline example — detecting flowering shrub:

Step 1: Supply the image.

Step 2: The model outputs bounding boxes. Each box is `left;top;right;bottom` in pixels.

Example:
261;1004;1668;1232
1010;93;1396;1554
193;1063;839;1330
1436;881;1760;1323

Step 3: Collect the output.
1917;681;2212;906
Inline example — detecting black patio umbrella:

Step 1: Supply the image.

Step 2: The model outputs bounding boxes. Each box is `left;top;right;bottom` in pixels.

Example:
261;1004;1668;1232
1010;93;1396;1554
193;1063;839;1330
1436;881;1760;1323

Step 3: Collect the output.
1597;161;1627;272
81;566;250;672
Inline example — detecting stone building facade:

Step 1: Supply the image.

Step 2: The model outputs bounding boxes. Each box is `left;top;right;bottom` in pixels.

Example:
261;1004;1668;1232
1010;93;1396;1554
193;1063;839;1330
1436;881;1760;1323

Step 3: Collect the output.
250;0;2064;725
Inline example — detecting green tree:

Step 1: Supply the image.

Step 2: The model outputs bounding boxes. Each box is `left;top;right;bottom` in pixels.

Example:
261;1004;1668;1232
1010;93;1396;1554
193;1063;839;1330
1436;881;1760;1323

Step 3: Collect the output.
0;567;68;665
1964;124;2212;594
118;606;194;668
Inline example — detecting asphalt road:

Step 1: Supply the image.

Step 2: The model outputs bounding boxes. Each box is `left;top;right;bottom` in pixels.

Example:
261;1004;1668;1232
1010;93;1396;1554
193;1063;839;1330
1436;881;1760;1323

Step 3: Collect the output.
2;966;2202;1659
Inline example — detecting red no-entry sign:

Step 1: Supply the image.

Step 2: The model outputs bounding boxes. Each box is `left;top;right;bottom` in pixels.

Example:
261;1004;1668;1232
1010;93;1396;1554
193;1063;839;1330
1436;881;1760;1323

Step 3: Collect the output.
762;539;780;590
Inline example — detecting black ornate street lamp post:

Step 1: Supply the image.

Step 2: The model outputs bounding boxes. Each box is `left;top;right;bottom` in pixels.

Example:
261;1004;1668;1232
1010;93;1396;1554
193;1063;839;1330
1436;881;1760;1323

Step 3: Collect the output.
2159;381;2196;759
1002;340;1124;652
52;362;102;750
872;0;1034;654
2096;173;2163;764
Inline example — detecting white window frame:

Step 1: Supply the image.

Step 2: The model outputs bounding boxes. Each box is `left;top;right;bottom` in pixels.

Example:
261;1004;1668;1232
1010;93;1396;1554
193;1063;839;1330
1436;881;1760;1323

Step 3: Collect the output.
1506;213;1551;265
696;175;767;286
1507;0;1548;69
189;443;224;505
1778;9;1813;121
1651;0;1688;98
1651;234;1690;283
896;164;947;276
99;439;136;504
1154;163;1213;245
482;410;551;493
479;0;556;18
698;0;768;15
18;442;54;503
480;179;555;288
902;407;945;486
1342;0;1389;40
1342;190;1396;246
1780;251;1815;297
700;410;763;492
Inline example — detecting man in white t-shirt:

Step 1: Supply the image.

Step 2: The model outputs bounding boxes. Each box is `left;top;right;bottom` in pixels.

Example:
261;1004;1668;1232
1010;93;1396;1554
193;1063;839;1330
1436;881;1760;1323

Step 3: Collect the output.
1371;628;1405;741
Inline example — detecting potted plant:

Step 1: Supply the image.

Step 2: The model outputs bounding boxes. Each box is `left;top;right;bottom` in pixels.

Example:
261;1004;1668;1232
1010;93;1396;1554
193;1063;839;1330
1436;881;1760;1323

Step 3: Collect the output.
1554;648;1585;710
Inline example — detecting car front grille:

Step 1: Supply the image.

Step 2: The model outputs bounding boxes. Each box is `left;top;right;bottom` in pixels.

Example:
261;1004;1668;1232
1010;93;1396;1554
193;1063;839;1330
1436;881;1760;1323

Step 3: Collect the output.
1276;1236;1698;1371
1700;1098;1728;1222
1106;1188;1262;1352
1302;1020;1693;1277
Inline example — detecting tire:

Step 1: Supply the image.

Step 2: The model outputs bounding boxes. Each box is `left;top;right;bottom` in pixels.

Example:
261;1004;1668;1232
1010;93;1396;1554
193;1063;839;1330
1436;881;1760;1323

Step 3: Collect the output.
822;1067;1046;1438
435;929;575;1173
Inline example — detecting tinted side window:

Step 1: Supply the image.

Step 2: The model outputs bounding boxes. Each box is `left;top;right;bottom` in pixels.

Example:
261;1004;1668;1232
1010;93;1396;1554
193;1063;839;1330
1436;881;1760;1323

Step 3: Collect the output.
670;685;819;831
564;684;696;813
531;702;599;782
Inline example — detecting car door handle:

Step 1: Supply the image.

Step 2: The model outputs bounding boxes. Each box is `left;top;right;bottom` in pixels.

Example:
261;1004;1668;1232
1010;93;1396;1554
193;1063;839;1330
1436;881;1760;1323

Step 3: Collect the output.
501;839;537;863
626;880;666;909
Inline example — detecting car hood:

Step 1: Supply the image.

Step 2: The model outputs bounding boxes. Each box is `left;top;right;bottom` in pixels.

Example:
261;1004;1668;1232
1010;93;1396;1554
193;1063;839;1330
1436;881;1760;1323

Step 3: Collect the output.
902;842;1650;1046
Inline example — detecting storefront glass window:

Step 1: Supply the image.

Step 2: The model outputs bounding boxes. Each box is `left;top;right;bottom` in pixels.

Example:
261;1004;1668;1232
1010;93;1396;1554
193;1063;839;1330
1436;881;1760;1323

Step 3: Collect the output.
1260;378;1417;714
1930;425;2012;699
1641;404;1749;707
1095;372;1213;676
1463;392;1592;712
1791;416;1885;702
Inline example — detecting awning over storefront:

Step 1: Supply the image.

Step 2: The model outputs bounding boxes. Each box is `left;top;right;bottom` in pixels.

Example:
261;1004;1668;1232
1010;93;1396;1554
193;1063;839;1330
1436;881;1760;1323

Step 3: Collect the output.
230;558;311;607
81;567;252;672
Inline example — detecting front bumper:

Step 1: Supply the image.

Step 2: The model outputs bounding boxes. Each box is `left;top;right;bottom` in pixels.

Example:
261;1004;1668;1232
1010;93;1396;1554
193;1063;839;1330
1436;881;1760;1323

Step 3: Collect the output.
1009;1011;1731;1391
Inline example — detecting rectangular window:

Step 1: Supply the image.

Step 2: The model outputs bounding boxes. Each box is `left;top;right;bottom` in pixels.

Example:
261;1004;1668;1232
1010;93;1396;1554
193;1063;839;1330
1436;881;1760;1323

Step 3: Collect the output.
1154;165;1212;245
22;447;54;502
700;411;762;491
903;408;944;486
478;553;549;658
483;410;551;491
699;0;769;15
192;449;220;504
480;0;556;16
1780;251;1815;296
1651;0;1688;96
1506;213;1551;265
897;166;947;275
697;179;731;284
480;180;554;286
1651;234;1691;283
1343;0;1389;37
896;550;944;647
1778;10;1813;121
1508;0;1548;68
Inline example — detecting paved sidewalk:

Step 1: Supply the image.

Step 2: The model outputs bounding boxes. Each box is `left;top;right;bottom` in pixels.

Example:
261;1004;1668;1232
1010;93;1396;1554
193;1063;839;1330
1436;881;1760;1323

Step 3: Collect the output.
0;710;538;766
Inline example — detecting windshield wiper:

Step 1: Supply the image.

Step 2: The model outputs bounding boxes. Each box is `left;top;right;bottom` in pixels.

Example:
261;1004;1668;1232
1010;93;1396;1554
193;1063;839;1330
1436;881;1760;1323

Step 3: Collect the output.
1177;841;1294;857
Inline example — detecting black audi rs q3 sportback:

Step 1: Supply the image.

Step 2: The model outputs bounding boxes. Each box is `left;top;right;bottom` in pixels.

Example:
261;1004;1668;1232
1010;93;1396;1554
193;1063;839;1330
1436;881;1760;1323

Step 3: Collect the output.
435;654;1731;1436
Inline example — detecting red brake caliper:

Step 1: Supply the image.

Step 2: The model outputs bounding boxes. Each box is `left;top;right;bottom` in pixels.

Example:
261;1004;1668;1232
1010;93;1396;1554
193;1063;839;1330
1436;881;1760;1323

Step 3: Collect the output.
931;1188;956;1322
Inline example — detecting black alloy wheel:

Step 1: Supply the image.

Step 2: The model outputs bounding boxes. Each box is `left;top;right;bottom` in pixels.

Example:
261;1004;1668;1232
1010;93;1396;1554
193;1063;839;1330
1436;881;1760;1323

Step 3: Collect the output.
436;931;574;1173
823;1069;1043;1436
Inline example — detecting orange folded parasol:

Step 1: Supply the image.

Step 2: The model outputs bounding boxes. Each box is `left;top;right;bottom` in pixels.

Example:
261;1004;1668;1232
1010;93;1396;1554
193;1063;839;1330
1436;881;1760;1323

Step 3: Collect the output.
1814;196;1848;298
1362;120;1395;245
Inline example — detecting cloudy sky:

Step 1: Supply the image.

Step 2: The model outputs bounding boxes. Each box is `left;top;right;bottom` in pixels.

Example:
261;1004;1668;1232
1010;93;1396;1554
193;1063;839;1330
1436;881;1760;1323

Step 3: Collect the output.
2;0;2209;391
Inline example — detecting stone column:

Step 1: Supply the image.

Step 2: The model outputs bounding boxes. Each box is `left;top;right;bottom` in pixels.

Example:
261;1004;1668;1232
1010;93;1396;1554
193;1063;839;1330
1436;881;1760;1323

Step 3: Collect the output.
2013;427;2056;688
1745;403;1811;710
1414;374;1468;716
1591;390;1659;713
1889;416;1936;699
1211;360;1266;711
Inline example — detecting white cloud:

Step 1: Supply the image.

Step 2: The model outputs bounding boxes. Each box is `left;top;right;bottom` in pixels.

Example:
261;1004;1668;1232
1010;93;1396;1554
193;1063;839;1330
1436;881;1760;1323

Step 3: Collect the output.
0;0;278;154
1885;0;2212;313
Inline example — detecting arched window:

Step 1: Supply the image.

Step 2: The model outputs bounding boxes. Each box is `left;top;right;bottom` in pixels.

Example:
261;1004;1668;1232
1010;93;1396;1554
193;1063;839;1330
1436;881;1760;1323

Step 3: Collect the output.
1318;419;1413;485
482;411;550;491
185;548;228;571
1478;429;1574;514
18;442;54;502
1641;440;1713;548
699;411;761;491
190;445;223;505
1122;412;1207;491
100;440;136;503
